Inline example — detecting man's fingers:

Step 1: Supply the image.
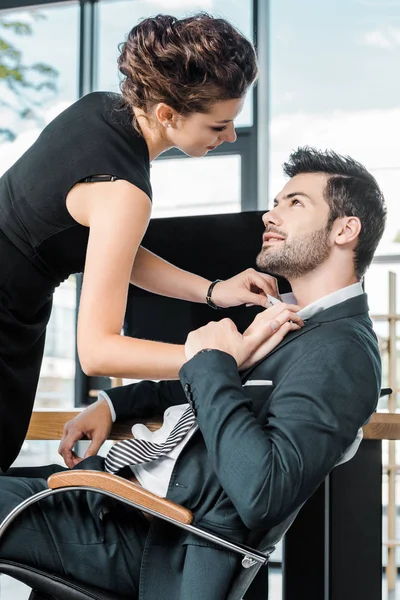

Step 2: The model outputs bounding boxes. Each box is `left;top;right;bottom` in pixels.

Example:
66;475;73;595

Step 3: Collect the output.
59;423;85;467
84;436;104;459
274;308;304;327
71;453;84;467
59;444;78;469
275;320;302;338
246;305;303;340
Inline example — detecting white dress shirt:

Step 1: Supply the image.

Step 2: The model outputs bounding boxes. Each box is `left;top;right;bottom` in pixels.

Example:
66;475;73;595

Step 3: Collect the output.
100;282;364;496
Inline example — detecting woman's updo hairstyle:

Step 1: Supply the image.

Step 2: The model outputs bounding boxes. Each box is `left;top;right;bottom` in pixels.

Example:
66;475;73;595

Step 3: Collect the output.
118;13;258;122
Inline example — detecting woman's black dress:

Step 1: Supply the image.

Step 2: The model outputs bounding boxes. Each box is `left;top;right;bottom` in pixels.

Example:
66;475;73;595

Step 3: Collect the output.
0;92;152;471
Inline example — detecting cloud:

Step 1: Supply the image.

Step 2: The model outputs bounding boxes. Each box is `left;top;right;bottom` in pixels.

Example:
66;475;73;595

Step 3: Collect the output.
360;27;400;49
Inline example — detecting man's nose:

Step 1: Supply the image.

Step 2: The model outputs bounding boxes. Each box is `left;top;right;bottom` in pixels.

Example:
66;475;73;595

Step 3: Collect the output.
262;207;282;227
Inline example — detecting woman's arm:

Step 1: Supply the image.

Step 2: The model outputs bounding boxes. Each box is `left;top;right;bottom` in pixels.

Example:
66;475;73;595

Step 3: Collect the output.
132;245;280;308
66;179;186;380
131;246;210;303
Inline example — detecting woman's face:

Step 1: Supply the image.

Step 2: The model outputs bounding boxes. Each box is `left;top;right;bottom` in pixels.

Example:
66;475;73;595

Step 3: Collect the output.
167;97;244;157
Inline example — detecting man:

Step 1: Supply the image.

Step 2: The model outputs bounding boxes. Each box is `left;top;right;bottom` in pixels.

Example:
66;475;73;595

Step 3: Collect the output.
0;147;386;600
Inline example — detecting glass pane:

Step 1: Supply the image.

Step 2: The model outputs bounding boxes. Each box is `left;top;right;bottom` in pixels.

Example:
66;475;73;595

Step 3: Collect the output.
0;3;79;468
0;10;80;598
151;154;241;217
269;0;400;256
0;3;79;169
365;263;400;410
97;0;254;126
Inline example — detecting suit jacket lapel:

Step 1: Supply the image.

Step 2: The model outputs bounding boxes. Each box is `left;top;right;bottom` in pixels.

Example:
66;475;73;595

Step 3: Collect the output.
241;293;370;382
241;321;320;381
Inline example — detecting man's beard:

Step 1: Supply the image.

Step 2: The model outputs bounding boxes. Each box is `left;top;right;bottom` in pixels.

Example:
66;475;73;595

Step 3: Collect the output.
256;225;332;279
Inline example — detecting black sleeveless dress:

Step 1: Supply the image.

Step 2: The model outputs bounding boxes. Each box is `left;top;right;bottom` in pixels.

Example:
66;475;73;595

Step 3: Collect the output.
0;92;152;471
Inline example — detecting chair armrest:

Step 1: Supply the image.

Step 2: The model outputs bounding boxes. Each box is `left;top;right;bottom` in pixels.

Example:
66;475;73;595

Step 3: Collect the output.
47;470;193;525
46;470;268;567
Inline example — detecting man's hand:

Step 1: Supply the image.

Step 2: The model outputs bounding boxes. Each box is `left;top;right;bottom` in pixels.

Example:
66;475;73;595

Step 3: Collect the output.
58;398;113;468
184;303;304;369
240;303;304;370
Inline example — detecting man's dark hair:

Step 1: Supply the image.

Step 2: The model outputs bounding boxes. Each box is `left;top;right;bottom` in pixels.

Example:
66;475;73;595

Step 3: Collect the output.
283;146;387;278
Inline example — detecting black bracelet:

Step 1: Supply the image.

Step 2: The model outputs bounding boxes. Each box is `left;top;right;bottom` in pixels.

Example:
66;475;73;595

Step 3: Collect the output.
206;279;223;310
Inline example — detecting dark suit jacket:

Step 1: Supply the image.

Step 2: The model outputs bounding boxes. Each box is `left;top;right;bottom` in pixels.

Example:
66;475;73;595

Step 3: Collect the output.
106;293;381;600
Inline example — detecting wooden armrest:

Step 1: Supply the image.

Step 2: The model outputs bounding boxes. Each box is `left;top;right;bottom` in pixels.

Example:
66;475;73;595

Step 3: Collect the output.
48;470;193;525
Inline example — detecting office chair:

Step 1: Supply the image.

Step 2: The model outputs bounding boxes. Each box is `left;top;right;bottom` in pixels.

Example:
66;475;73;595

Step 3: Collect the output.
0;469;300;600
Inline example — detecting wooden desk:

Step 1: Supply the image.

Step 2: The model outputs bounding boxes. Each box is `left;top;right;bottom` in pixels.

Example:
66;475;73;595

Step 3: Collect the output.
28;409;400;441
27;409;159;441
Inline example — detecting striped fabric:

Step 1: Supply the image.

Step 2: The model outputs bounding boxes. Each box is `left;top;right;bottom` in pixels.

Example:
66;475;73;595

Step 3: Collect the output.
104;406;196;474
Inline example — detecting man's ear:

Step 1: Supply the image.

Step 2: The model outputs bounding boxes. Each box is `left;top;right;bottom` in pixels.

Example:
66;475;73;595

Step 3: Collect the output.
334;216;361;247
154;103;178;128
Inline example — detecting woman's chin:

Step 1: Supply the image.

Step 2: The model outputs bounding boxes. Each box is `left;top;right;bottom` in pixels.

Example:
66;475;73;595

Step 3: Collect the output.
180;147;209;158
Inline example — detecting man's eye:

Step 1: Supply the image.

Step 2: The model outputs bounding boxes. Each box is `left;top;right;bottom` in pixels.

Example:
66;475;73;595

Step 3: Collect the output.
211;126;227;132
292;198;302;206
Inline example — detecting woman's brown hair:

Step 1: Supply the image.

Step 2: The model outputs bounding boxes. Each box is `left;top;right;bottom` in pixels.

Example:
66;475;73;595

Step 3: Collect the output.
118;13;258;121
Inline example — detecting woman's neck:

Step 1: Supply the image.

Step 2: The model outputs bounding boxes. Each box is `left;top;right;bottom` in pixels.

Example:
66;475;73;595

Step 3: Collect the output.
133;108;171;162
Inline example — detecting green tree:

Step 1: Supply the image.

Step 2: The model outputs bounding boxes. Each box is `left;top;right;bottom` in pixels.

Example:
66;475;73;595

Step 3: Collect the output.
0;12;59;142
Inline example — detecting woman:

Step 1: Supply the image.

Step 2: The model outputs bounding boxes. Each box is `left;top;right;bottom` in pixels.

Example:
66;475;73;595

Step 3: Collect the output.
0;13;281;472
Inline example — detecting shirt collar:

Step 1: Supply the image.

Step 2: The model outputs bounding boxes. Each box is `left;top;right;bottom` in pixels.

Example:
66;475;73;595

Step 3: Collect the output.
280;282;363;321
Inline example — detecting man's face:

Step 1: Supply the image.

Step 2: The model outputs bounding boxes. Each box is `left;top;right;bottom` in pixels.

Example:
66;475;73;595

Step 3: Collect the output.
257;173;333;279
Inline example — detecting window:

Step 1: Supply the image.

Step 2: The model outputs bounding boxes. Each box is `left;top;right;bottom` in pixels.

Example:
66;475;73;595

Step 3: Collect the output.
151;154;241;217
269;0;400;256
0;2;79;412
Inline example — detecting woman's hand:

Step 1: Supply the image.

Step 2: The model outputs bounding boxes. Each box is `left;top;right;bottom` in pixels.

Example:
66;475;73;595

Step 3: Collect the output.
184;303;303;369
58;398;113;468
209;269;280;309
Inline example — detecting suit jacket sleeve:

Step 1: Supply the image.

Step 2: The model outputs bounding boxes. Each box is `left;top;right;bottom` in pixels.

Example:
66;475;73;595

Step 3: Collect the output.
179;343;380;531
103;379;188;421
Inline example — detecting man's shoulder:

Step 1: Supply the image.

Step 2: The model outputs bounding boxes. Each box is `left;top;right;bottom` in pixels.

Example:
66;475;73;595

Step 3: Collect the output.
259;308;379;375
305;311;378;358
